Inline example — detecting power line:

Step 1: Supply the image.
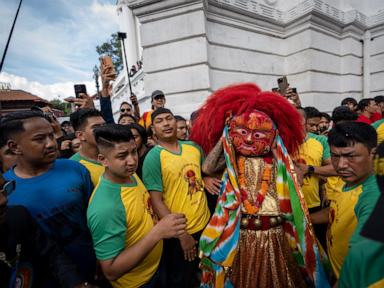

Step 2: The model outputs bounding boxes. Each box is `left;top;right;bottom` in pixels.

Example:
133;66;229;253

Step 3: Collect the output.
0;0;24;73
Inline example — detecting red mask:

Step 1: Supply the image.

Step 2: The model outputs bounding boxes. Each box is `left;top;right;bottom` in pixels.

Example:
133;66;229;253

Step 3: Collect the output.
229;111;276;156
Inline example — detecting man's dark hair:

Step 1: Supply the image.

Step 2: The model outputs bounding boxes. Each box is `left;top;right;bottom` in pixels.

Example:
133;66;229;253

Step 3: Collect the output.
328;122;377;150
0;111;46;145
118;114;136;124
94;124;134;150
70;109;103;131
127;123;148;145
320;112;331;122
151;108;173;123
332;106;358;124
341;97;357;106
175;115;186;122
120;101;132;109
303;107;322;120
374;95;384;104
357;98;374;112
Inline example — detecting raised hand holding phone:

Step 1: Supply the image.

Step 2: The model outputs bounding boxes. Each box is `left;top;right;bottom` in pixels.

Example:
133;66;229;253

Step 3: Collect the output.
71;84;95;109
100;56;116;97
277;76;288;96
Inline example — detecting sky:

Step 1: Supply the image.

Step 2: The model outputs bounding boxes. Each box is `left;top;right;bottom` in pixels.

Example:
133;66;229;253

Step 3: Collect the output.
0;0;120;100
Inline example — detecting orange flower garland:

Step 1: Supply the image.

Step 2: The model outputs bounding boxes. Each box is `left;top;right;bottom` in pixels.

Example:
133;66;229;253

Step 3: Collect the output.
240;164;272;215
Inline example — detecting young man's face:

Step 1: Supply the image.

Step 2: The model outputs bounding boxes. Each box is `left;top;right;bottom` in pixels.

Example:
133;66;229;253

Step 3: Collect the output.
118;116;135;126
305;117;321;134
100;140;138;179
151;96;165;110
344;102;357;112
78;116;105;147
330;143;374;185
152;113;177;141
318;116;330;133
62;123;74;134
176;120;188;140
10;117;58;166
366;100;378;114
120;103;133;116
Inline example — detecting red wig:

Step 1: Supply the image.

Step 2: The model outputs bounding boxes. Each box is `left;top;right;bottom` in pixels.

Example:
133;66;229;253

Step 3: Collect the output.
189;83;305;155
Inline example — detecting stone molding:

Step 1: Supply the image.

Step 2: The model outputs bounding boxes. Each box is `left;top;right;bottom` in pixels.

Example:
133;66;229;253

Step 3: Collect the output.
209;0;383;29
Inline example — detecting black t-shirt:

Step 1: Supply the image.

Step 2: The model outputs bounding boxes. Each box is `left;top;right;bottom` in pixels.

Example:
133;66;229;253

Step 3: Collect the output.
0;206;83;288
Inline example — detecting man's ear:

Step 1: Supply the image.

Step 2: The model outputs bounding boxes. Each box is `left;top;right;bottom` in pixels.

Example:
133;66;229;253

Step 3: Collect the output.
98;153;108;167
7;139;21;156
76;130;85;142
151;125;156;136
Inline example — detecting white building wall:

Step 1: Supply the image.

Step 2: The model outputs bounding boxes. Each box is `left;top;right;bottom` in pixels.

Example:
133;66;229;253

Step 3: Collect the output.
120;0;384;115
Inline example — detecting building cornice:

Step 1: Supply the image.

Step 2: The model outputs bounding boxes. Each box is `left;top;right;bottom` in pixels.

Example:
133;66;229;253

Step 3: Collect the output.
208;0;383;30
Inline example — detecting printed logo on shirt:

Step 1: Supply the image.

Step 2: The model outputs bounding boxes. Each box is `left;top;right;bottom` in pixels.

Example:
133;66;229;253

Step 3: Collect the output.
143;193;157;222
183;168;203;199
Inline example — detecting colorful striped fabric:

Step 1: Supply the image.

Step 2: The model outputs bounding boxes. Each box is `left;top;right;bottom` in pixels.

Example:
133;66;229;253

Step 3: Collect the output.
199;126;331;287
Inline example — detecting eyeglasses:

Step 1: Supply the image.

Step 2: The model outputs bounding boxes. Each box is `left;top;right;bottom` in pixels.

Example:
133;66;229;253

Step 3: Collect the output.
120;108;132;113
0;180;16;197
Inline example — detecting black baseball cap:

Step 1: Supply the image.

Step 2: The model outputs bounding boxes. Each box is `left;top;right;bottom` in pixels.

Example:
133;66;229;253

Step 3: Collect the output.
151;90;165;100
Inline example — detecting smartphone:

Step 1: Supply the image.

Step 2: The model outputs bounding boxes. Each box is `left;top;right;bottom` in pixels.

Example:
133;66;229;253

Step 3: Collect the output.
100;55;113;67
74;84;87;98
277;76;288;96
100;56;116;78
292;88;297;94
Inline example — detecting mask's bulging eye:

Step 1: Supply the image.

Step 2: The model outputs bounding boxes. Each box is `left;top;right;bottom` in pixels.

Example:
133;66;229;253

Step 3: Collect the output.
237;129;248;135
253;132;267;139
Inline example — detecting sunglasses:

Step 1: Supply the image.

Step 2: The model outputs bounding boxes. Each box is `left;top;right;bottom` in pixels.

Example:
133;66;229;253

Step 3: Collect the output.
0;180;16;197
120;108;132;113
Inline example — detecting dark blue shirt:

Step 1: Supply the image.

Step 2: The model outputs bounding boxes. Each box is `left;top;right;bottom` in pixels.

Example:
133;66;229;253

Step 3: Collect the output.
4;159;96;282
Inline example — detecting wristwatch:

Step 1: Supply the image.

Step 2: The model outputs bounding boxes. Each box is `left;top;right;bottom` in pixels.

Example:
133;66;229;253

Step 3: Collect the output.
307;165;315;175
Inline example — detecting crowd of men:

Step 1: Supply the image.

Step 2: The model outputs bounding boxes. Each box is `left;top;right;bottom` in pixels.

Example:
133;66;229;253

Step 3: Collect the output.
0;77;383;288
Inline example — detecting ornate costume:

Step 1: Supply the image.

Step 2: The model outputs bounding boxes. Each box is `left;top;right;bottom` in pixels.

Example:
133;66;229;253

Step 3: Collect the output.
190;83;330;287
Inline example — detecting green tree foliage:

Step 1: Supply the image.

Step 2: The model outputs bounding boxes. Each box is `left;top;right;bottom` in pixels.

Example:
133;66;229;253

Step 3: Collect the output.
96;33;123;72
50;99;71;116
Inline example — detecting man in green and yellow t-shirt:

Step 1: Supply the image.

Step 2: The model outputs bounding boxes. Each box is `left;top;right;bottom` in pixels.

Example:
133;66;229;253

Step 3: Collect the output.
70;109;105;186
372;118;384;145
295;107;337;247
311;122;380;280
338;131;384;288
87;124;186;288
143;108;210;288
